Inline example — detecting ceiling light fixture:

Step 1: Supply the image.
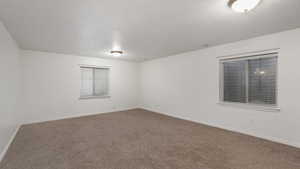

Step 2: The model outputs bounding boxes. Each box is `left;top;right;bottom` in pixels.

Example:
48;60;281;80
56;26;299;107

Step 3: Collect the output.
228;0;261;13
110;50;123;57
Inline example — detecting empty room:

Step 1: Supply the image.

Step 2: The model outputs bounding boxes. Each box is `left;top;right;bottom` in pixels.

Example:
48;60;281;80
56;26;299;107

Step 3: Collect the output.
1;0;300;168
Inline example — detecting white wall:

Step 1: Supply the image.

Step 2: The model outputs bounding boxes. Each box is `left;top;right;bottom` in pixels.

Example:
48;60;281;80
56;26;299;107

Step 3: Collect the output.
140;28;300;148
0;22;21;160
21;50;139;124
1;19;300;162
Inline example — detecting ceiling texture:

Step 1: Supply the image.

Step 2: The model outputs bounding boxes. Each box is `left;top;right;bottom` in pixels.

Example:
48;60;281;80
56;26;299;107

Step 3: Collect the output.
0;0;300;61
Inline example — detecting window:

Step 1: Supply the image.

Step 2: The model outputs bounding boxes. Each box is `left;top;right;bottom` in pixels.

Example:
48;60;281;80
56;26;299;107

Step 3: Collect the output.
220;53;278;108
80;66;110;99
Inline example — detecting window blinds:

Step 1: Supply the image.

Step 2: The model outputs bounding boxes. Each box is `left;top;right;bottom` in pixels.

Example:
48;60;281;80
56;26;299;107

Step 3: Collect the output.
80;67;109;97
223;61;247;103
94;68;109;96
221;54;277;105
248;57;277;104
80;67;93;97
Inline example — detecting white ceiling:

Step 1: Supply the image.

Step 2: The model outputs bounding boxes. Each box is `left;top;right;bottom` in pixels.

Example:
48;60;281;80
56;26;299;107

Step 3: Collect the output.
0;0;300;61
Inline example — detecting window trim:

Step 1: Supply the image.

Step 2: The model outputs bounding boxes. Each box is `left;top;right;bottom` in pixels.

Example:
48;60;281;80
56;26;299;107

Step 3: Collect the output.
79;65;111;100
218;52;280;111
217;102;280;112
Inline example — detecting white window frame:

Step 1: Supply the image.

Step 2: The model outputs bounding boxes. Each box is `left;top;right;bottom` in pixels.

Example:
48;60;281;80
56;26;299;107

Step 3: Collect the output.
218;52;280;112
79;65;111;99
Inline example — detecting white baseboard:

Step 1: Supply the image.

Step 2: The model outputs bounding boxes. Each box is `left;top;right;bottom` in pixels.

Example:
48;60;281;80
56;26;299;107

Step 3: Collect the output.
3;107;298;164
0;126;20;162
141;107;300;149
1;108;139;161
23;107;140;125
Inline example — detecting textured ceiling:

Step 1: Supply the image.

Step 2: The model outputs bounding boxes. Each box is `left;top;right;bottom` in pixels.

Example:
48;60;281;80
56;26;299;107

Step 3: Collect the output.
0;0;300;61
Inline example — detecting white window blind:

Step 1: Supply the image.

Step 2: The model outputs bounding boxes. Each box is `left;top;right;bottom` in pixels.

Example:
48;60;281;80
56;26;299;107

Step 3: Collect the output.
80;66;110;98
94;68;109;96
223;60;247;103
220;53;277;106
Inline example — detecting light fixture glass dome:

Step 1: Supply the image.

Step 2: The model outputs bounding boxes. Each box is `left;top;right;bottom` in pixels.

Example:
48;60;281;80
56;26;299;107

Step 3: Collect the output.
110;50;123;57
229;0;261;13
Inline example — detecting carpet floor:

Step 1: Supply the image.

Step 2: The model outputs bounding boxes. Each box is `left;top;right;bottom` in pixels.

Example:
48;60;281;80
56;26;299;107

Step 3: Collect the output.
1;109;300;169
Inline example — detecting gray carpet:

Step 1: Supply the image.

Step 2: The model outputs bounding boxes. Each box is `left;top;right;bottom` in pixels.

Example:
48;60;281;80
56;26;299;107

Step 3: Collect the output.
1;109;300;169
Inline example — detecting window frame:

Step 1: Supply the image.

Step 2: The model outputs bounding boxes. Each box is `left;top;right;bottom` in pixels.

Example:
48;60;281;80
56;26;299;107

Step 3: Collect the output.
219;52;280;112
79;65;111;99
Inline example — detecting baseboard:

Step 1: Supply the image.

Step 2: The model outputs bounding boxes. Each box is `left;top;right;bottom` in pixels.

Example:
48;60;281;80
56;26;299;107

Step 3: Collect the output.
3;107;298;164
23;107;140;125
1;108;139;161
140;107;300;149
0;126;20;162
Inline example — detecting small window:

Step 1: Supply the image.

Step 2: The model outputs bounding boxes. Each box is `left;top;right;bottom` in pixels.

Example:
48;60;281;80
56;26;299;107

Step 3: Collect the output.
220;53;278;108
80;66;110;99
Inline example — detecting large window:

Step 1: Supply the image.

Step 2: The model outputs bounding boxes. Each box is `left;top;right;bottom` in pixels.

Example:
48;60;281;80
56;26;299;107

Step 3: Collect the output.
80;66;110;99
220;53;278;107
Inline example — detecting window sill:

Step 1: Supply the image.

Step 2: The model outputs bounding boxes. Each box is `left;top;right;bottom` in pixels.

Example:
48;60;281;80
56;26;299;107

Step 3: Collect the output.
79;95;110;100
218;102;280;112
